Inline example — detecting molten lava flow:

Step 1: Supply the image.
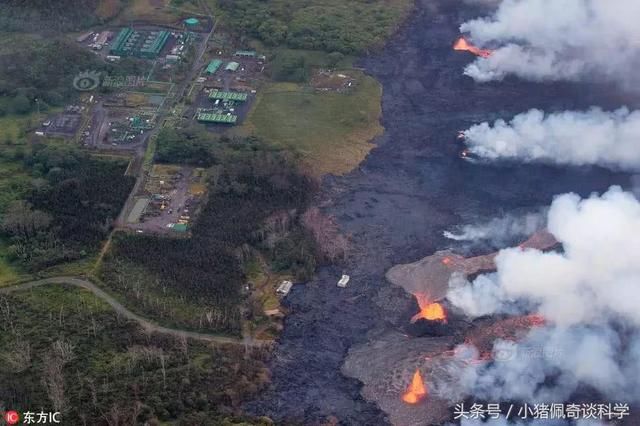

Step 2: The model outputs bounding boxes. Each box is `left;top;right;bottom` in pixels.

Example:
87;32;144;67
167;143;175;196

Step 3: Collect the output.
411;294;447;323
402;369;428;404
524;313;546;327
453;37;492;58
441;257;452;265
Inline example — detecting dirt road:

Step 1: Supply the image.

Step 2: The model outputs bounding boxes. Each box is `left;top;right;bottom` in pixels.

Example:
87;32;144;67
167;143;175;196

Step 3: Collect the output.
0;276;269;347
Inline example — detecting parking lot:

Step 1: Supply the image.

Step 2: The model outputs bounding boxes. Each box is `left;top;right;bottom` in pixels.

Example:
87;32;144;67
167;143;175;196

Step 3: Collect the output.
125;165;207;234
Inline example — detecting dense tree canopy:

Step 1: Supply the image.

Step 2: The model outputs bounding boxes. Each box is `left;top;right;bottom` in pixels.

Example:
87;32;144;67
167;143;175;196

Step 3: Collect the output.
101;135;317;333
0;38;147;116
216;0;407;53
1;145;134;271
0;0;101;32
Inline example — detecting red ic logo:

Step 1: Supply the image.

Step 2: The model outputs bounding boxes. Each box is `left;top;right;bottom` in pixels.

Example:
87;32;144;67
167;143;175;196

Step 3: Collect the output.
4;411;20;425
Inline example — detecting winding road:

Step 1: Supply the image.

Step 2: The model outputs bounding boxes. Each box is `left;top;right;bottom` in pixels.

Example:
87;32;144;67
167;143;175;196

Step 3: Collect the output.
0;276;269;347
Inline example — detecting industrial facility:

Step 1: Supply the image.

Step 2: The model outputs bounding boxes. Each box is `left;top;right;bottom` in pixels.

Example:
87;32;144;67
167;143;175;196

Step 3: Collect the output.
208;89;248;102
110;27;171;59
205;59;223;74
195;89;250;125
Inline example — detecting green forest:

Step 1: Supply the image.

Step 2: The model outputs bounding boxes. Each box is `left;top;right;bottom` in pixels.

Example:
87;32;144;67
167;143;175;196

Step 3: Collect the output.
100;132;317;334
0;145;134;271
0;35;147;117
0;285;273;425
0;0;102;32
215;0;411;53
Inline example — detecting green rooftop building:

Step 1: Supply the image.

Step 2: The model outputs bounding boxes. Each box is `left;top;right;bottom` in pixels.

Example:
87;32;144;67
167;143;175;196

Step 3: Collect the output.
140;31;170;59
110;28;170;59
225;61;240;72
208;89;248;102
205;59;223;74
197;112;238;124
234;50;256;57
110;28;134;56
172;223;189;233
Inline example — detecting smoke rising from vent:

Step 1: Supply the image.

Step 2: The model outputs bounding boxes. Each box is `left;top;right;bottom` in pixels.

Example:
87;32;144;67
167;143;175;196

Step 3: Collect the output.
446;187;640;407
459;0;640;85
444;210;546;248
462;107;640;171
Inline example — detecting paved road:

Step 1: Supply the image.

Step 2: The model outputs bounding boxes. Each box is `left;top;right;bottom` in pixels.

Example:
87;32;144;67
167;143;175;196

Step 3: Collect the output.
0;277;269;347
116;9;217;227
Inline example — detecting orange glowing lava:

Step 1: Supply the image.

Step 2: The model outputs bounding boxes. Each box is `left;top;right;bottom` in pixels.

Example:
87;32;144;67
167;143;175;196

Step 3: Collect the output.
402;369;428;404
411;294;447;323
441;257;452;265
453;37;492;58
525;313;546;327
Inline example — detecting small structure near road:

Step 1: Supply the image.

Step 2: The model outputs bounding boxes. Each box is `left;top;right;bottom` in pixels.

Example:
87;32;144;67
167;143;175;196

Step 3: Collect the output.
206;59;223;75
276;280;293;296
225;61;240;72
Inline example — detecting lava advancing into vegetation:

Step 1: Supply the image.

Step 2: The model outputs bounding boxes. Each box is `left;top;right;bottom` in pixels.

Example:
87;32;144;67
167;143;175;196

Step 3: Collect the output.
410;294;447;324
402;369;428;404
453;37;492;58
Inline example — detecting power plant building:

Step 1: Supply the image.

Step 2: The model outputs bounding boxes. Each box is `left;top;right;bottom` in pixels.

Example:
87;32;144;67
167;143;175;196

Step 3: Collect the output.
197;112;238;124
110;28;170;59
208;90;248;102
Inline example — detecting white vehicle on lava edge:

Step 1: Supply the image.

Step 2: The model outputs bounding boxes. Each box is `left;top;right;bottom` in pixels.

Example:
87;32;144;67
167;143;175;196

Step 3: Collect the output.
337;274;350;288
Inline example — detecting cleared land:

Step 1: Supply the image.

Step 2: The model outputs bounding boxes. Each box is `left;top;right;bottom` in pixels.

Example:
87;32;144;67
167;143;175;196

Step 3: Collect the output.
241;71;383;176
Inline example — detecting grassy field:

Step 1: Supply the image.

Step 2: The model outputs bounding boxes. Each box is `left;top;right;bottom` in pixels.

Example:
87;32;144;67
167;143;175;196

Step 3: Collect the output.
96;0;123;19
115;0;180;24
0;32;43;55
240;71;383;176
0;112;43;142
168;0;205;14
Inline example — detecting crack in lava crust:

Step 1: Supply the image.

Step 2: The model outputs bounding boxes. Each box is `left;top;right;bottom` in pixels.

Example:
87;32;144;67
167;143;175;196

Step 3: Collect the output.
244;0;635;424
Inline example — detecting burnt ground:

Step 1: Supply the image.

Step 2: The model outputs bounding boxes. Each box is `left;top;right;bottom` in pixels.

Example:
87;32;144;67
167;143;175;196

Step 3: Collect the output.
245;0;635;425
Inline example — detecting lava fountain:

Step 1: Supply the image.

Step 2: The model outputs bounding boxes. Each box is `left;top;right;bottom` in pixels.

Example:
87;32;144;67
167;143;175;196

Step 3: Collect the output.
453;37;492;58
401;369;428;404
410;294;447;324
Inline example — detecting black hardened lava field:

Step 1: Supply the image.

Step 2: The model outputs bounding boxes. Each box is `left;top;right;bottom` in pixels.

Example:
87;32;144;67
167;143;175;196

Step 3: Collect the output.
245;0;634;424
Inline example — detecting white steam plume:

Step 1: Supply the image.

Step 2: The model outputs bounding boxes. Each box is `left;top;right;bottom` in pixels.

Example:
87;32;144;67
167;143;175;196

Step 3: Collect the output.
460;0;640;85
446;187;640;406
444;210;546;246
448;186;640;325
462;107;640;171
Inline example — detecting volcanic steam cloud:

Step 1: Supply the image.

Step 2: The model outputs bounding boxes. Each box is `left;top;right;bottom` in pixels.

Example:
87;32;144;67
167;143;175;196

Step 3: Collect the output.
461;107;640;171
447;186;640;406
459;0;640;86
